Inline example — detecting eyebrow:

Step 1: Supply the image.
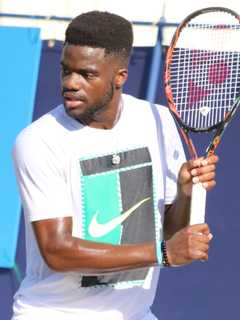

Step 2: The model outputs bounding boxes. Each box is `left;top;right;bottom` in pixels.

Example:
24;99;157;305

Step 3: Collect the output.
60;61;99;75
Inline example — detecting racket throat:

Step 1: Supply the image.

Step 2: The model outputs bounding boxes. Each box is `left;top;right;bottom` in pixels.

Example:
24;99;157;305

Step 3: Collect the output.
206;123;225;156
181;128;198;159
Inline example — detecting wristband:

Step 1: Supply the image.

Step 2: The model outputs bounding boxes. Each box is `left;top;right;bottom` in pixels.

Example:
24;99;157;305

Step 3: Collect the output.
161;240;171;267
156;240;171;267
156;240;163;265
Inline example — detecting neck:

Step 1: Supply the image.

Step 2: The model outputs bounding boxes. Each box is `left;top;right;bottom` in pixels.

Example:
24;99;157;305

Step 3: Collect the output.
83;94;123;130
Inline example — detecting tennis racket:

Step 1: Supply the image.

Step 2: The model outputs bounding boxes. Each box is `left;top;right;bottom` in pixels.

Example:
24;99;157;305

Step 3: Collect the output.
164;7;240;225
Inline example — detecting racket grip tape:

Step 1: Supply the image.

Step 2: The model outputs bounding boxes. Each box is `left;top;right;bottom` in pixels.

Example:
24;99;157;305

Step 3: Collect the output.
189;183;207;225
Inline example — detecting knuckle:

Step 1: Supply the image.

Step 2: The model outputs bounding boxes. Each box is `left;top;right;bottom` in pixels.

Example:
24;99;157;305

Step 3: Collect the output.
202;223;209;230
211;164;216;171
204;243;209;251
209;154;218;163
208;180;216;188
187;247;194;258
185;226;192;235
211;172;216;179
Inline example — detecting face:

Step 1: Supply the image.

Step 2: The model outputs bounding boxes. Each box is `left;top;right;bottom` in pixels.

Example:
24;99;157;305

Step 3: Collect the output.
61;44;127;124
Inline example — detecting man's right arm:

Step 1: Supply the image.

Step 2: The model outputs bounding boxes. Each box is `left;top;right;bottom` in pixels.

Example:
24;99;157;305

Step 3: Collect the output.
13;130;213;273
33;217;157;274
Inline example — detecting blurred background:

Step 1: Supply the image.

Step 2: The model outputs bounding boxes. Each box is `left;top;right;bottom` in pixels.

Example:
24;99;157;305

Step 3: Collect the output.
1;0;240;319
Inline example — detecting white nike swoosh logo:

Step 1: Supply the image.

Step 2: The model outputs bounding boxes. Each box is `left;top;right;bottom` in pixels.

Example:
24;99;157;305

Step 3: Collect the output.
88;197;151;238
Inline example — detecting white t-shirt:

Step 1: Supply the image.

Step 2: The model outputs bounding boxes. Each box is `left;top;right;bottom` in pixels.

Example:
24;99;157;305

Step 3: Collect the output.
12;94;185;320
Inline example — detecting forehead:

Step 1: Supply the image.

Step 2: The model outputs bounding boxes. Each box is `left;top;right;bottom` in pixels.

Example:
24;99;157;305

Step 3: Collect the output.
61;44;110;69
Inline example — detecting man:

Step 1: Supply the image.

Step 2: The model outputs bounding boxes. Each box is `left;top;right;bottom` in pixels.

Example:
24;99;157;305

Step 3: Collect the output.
12;11;218;320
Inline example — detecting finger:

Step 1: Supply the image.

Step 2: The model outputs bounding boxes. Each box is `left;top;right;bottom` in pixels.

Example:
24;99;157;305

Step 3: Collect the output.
190;233;212;244
191;164;216;177
201;155;219;166
189;154;219;171
195;231;214;239
188;247;209;261
192;173;216;186
193;242;209;252
205;154;219;165
187;223;210;235
208;233;213;240
190;240;210;254
187;157;205;170
188;230;211;244
196;251;208;261
190;229;213;241
202;180;216;190
193;171;215;182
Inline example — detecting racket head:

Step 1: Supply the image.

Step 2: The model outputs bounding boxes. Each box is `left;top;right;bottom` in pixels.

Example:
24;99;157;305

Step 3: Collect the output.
165;7;240;134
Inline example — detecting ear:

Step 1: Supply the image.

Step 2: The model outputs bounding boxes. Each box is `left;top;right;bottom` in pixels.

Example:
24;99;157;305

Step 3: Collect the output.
115;69;128;89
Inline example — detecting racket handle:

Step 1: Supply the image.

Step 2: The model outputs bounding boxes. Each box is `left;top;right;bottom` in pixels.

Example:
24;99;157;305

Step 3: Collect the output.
189;183;207;225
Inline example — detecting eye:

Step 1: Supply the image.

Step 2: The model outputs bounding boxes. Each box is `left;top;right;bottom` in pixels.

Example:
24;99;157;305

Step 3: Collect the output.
82;71;96;80
61;66;71;76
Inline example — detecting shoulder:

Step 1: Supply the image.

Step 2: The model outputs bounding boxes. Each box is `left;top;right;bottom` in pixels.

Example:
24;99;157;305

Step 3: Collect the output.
122;93;169;114
122;93;152;109
14;105;64;146
154;104;178;132
13;105;65;160
122;93;175;128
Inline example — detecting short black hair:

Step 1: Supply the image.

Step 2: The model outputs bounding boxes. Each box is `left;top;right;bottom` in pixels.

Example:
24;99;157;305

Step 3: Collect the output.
65;11;133;63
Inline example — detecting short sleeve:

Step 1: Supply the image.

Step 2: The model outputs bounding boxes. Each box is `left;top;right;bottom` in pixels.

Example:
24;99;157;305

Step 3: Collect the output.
156;106;186;205
12;129;73;221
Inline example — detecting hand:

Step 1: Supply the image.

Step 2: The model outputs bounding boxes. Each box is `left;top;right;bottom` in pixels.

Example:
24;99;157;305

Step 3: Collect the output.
166;223;213;266
178;154;219;197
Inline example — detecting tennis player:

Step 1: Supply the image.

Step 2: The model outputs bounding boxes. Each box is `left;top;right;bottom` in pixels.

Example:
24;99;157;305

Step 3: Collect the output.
12;11;218;320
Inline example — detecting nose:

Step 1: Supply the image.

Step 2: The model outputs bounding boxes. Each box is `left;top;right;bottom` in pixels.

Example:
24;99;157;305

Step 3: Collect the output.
62;72;82;91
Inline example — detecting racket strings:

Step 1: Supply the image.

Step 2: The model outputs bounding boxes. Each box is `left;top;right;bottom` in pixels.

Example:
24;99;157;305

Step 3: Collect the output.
169;19;240;130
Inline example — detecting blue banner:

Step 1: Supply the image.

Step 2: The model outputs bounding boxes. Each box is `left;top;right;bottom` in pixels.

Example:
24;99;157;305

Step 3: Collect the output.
0;26;41;268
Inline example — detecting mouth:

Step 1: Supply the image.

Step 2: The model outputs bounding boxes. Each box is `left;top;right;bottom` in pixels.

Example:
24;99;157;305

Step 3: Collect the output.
63;92;86;109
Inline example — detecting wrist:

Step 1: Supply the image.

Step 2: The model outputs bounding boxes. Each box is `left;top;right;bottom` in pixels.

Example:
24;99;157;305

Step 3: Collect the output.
156;240;171;267
161;240;171;267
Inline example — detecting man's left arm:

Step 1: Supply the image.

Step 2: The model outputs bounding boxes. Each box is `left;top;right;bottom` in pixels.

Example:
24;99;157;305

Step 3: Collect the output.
163;154;218;266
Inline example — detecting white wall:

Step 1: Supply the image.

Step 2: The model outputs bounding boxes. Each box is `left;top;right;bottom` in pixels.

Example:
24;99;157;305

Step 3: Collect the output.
1;0;240;46
0;0;164;21
0;0;165;46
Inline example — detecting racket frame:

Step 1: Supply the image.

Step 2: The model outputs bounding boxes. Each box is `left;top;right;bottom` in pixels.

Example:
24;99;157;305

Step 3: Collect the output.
164;6;240;158
164;7;240;225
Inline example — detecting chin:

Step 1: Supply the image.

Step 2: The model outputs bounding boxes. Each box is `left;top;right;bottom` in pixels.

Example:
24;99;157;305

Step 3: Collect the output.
64;106;82;119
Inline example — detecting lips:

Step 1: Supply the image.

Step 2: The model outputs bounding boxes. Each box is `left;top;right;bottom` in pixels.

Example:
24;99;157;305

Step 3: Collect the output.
63;92;86;109
63;91;86;101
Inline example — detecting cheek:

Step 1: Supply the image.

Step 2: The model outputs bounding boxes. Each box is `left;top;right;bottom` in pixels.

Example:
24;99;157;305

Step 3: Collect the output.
89;81;108;96
83;75;114;99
